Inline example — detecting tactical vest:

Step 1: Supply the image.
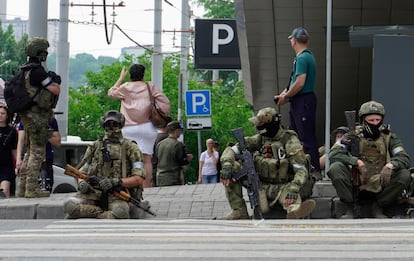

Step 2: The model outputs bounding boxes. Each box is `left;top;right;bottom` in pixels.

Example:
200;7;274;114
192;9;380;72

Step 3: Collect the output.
359;133;390;180
82;139;130;180
25;70;59;111
253;133;292;184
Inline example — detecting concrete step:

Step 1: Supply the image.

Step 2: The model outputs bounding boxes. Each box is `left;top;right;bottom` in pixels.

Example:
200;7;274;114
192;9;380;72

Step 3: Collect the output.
0;182;410;219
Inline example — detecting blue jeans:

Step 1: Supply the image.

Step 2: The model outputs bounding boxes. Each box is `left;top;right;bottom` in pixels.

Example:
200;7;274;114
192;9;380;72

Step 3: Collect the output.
202;175;217;184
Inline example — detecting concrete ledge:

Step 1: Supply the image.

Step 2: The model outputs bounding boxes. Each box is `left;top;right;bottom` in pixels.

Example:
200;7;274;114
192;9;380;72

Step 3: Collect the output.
37;204;65;219
312;180;337;198
3;204;37;219
6;182;408;220
311;197;334;219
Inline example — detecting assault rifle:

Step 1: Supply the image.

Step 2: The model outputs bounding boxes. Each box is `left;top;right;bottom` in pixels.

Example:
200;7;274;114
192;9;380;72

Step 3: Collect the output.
232;128;264;220
64;164;156;216
344;110;360;217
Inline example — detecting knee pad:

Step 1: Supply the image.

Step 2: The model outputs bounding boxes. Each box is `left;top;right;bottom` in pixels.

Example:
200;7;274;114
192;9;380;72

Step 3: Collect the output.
112;203;130;219
63;198;81;217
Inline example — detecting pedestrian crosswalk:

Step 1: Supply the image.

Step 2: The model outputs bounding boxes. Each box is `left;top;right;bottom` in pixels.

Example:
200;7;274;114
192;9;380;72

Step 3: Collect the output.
1;219;414;260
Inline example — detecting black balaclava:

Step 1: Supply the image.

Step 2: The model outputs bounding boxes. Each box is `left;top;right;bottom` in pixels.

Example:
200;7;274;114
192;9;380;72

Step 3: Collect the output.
256;118;280;138
362;116;382;140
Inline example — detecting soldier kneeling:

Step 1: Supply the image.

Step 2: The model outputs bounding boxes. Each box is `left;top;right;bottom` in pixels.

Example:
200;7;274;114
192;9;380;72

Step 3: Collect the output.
219;107;316;220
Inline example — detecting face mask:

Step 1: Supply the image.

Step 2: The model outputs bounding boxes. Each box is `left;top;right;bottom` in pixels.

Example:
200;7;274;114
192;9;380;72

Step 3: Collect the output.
104;126;122;141
362;121;381;139
256;120;280;138
38;50;48;62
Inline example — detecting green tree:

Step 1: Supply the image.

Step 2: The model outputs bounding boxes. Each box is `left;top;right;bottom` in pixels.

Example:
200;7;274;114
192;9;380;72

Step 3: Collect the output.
195;0;235;18
68;51;254;183
0;21;27;80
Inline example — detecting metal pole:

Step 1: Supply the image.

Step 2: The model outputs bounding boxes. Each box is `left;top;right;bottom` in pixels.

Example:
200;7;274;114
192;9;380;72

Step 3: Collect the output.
324;0;332;173
28;0;48;39
56;0;70;141
180;0;190;93
152;0;163;90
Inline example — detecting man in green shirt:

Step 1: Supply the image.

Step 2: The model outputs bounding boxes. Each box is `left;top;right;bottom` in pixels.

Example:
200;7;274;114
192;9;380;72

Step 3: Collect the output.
155;121;193;186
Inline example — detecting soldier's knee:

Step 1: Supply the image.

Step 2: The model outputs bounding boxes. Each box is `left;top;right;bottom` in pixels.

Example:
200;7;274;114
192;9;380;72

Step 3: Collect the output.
327;162;348;180
112;204;130;219
396;169;412;186
63;198;81;218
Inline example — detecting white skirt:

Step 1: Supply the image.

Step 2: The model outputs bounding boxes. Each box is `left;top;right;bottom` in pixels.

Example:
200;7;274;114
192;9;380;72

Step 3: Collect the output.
122;122;158;155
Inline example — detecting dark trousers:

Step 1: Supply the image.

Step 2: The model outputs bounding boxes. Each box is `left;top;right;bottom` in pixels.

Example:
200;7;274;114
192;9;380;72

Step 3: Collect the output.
289;92;320;171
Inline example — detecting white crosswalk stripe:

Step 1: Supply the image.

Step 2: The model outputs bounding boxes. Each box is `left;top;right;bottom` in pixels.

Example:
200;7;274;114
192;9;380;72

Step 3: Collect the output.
1;219;414;260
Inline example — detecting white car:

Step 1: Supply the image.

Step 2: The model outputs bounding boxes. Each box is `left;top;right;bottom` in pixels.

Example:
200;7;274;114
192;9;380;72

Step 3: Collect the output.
51;165;78;193
51;135;93;193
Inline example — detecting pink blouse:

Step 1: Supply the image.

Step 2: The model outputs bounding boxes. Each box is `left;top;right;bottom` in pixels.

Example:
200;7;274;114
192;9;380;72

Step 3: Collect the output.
108;81;170;126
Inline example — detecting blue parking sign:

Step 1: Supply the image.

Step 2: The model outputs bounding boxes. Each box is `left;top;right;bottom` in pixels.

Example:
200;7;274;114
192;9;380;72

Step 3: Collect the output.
185;90;211;116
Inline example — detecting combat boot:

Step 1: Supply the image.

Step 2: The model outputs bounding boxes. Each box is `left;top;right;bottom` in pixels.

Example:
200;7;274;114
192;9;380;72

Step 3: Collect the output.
340;203;355;219
0;189;6;198
24;189;50;198
371;202;387;218
221;207;250;220
286;199;316;219
16;178;26;197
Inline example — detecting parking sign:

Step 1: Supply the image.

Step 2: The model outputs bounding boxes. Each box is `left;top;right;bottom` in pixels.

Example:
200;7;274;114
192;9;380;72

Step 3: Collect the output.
185;90;211;116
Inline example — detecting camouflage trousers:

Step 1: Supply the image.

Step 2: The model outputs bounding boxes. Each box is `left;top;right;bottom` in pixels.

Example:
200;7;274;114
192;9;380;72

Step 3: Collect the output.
328;161;411;206
63;193;130;219
224;178;314;214
19;111;53;196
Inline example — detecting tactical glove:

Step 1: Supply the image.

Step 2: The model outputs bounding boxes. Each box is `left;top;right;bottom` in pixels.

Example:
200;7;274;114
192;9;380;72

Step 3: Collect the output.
284;183;300;206
380;165;392;187
78;180;90;194
48;71;62;84
88;176;100;187
220;163;233;180
98;178;122;192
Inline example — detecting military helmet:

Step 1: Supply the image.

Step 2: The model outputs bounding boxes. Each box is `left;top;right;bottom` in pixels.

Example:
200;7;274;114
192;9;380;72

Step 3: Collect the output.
358;100;385;119
100;110;125;128
25;37;50;57
332;126;349;136
249;107;278;126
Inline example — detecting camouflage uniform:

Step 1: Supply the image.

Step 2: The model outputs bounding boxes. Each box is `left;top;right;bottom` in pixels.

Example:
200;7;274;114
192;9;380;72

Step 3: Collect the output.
221;107;316;219
63;111;146;219
328;101;411;218
18;38;60;198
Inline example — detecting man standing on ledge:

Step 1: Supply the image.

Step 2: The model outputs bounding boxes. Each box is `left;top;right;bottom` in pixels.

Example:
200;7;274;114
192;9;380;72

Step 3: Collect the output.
274;27;321;180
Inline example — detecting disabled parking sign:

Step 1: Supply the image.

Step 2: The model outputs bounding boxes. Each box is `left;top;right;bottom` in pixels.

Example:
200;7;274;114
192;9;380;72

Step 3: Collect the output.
185;90;211;116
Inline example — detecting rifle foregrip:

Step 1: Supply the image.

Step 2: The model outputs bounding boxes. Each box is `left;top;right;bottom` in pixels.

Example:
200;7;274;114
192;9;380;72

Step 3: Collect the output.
65;164;89;180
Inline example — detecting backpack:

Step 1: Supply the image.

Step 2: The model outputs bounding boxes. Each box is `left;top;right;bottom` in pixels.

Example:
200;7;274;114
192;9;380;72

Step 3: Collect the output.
4;63;41;114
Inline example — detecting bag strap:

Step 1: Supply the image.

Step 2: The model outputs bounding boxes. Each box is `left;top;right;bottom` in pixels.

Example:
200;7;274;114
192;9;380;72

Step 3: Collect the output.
145;82;155;106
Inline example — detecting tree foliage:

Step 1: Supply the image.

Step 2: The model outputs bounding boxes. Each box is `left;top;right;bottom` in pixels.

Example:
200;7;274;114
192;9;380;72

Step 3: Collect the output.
195;0;235;18
0;21;27;80
68;51;254;183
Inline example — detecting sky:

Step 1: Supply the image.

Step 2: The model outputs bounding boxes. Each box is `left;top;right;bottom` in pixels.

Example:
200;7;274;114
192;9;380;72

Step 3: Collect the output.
5;0;205;58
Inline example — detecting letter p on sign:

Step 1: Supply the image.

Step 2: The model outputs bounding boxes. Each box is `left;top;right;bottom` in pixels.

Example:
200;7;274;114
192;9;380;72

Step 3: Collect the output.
212;24;234;54
194;19;241;70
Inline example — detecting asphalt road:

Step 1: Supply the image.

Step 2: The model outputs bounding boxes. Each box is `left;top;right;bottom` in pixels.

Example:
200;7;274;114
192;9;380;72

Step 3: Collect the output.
1;219;414;260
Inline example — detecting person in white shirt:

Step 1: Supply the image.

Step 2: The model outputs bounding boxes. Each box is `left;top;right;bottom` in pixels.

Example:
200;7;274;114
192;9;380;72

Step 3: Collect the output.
198;138;219;184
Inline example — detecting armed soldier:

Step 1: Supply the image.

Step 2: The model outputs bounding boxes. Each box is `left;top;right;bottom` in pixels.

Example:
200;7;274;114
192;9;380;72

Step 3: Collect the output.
220;107;316;220
17;37;60;198
63;110;147;219
328;101;411;218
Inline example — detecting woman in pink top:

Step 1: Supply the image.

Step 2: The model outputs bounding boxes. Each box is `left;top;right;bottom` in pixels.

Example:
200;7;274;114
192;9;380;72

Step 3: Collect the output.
108;64;170;188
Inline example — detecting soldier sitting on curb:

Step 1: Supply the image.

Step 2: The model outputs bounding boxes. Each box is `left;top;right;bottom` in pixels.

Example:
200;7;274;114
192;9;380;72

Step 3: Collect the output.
328;101;411;218
63;110;148;219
